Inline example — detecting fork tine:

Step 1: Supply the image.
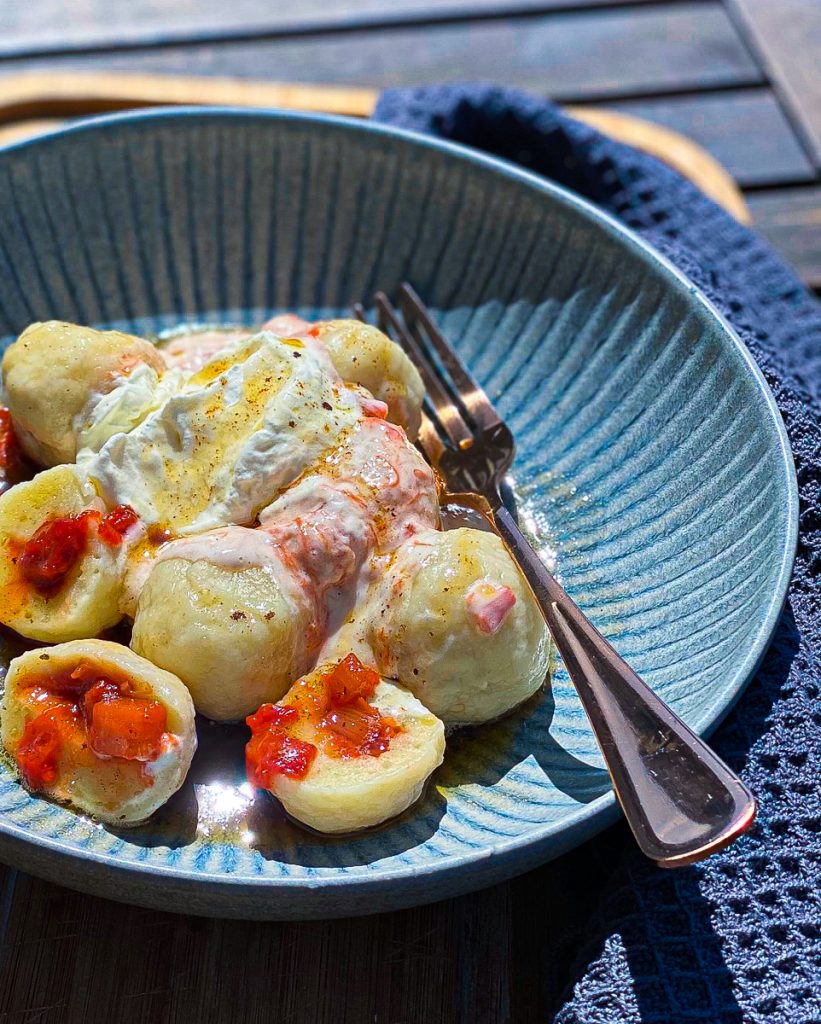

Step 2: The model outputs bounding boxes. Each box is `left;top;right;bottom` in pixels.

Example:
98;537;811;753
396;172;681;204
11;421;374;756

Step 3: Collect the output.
417;409;446;466
373;292;475;451
354;302;445;464
355;298;462;456
398;283;502;432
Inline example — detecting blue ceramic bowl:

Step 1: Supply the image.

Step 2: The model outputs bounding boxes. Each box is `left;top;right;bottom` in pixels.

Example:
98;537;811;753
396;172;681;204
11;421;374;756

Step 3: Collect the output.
0;109;797;919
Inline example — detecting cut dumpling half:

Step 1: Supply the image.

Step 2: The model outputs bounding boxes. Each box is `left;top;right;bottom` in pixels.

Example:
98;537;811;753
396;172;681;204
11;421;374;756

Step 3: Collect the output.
0;465;137;642
372;528;550;724
311;320;424;440
246;654;445;833
1;640;196;826
131;530;315;721
2;321;167;465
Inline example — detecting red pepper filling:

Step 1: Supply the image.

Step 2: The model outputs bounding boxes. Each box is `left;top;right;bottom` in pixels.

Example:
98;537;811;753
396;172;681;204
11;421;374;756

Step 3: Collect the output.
97;505;139;546
317;654;402;758
89;698;167;761
0;408;28;496
13;666;167;792
17;504;139;595
245;654;403;788
16;705;78;790
246;705;318;787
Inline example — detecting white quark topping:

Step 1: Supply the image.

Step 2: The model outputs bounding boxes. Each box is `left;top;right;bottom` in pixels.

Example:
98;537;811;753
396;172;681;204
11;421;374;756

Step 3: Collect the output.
75;363;185;457
154;524;282;571
142;734;181;778
84;332;362;534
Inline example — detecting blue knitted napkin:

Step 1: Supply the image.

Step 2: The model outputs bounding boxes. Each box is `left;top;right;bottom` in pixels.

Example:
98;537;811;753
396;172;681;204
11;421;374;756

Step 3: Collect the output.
374;86;821;1024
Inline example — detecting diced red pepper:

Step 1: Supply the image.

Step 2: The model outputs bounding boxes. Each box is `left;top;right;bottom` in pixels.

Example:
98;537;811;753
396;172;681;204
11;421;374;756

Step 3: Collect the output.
245;703;315;785
246;728;317;786
314;655;400;758
323;653;380;705
246;703;298;733
244;654;402;787
89;698;167;761
97;505;139;545
18;511;97;593
16;705;79;790
82;677;127;723
319;700;399;757
18;504;139;595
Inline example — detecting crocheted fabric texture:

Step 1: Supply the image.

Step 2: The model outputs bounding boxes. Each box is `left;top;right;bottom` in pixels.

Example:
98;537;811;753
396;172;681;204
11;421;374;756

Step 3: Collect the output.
375;85;821;1024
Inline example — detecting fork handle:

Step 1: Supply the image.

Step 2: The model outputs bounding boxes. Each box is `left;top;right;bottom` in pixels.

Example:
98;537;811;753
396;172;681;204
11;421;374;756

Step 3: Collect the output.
493;504;756;867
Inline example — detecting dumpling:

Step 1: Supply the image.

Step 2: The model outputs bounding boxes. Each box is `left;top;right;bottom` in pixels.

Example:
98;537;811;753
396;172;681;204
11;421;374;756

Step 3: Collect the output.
0;465;136;643
159;327;249;375
311;320;424;439
2;321;167;465
1;639;196;825
246;654;444;833
372;528;550;724
130;532;315;722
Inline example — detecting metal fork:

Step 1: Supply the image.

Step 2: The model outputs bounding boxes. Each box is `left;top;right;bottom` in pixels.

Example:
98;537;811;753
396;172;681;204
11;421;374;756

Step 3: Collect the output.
355;283;756;868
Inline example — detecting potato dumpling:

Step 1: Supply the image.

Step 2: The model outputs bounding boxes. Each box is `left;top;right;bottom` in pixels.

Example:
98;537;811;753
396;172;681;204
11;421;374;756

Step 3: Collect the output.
1;640;196;826
247;656;445;833
159;328;248;374
131;549;314;722
2;320;166;465
373;529;550;724
0;465;129;643
312;320;424;439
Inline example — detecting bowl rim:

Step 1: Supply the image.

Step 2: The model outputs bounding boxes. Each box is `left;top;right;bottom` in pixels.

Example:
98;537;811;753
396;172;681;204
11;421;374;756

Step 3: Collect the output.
0;106;799;907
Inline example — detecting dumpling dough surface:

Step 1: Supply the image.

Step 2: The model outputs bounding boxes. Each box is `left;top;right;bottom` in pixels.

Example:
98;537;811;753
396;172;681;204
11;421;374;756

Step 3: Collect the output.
313;320;424;440
1;639;196;825
372;528;550;724
2;321;166;465
131;541;314;721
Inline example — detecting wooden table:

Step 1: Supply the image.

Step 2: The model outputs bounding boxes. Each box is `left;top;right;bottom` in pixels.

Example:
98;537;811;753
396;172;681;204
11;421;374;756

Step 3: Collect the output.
0;0;818;292
0;3;817;1022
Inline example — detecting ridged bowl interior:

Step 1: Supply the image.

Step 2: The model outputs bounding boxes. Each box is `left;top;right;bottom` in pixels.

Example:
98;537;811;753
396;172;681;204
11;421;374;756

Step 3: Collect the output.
0;110;796;918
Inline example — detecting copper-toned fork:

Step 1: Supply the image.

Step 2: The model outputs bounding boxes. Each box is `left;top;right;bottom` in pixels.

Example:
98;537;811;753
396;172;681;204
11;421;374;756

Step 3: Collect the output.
355;283;756;868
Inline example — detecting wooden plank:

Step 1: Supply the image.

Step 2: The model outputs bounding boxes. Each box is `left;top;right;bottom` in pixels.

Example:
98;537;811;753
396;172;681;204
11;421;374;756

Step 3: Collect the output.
596;89;816;187
0;0;693;59
0;4;763;102
0;868;515;1023
747;185;821;292
728;0;821;168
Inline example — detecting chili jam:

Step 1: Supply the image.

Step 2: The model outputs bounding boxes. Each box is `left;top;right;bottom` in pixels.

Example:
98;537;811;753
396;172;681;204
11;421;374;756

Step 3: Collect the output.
15;664;167;793
18;505;138;595
245;654;403;787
